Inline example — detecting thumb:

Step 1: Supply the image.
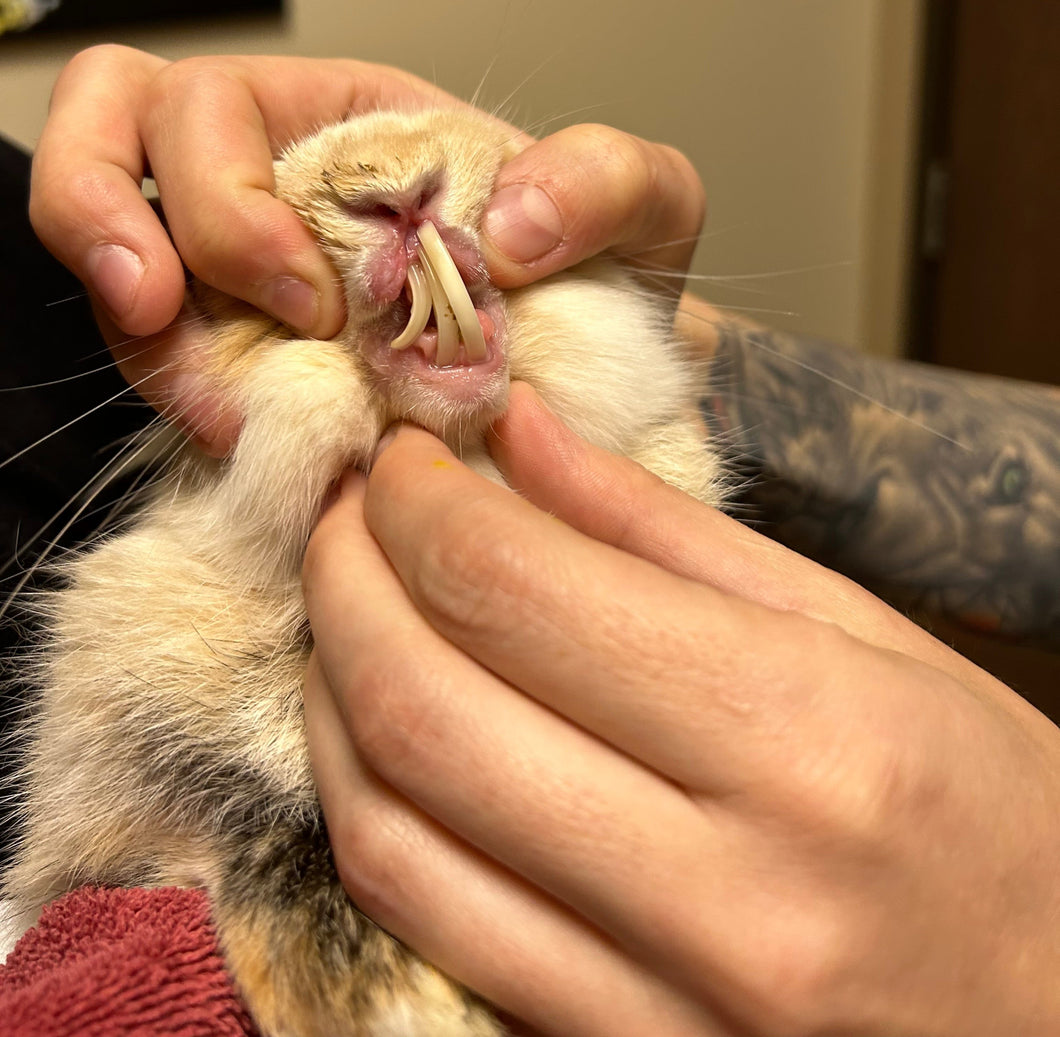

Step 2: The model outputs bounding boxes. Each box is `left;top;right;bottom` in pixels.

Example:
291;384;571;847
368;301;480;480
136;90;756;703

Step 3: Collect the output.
481;123;705;289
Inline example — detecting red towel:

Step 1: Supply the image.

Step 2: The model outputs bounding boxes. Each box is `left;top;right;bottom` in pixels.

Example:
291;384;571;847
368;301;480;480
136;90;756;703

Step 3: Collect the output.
0;886;257;1036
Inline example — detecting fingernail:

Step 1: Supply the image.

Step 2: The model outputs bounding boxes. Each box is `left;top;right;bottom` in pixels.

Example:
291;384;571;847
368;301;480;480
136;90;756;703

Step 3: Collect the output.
483;184;564;263
87;244;144;319
260;275;320;334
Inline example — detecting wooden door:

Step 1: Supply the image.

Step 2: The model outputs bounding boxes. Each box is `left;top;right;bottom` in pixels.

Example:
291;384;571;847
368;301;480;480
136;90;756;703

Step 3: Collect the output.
909;0;1060;718
911;0;1060;382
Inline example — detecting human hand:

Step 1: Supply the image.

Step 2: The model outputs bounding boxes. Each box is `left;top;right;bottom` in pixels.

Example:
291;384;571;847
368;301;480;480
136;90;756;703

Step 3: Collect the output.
302;382;1060;1036
30;46;451;453
32;46;705;455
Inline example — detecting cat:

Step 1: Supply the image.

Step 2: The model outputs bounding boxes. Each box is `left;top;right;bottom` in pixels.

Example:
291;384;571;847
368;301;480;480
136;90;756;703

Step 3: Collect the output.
1;105;725;1036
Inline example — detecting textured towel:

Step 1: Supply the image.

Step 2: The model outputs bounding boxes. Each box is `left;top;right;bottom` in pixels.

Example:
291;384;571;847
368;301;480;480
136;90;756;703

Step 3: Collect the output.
0;886;257;1036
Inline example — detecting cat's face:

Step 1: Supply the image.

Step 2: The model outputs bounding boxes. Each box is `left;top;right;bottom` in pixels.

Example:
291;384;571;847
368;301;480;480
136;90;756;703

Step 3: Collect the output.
190;106;705;510
271;108;522;434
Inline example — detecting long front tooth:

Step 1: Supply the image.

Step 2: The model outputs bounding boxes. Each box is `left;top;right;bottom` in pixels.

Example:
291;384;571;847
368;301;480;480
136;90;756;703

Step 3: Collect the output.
390;261;432;349
418;221;488;362
419;247;460;367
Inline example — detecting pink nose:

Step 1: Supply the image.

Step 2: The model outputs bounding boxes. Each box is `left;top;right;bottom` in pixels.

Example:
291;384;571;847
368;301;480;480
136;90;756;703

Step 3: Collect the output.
348;178;443;267
352;176;442;231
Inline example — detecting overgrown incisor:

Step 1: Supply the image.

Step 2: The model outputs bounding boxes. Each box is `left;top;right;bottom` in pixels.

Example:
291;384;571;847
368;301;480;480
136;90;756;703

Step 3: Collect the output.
3;106;725;1036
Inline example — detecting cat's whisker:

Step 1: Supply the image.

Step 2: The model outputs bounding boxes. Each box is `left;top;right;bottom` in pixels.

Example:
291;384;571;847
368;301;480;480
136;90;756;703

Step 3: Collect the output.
84;423;182;535
677;306;973;451
0;353;190;475
700;304;801;318
1;315;210;394
687;260;854;282
740;332;972;452
616;223;759;262
520;102;609;137
50;268;198;317
44;290;91;308
626;272;689;302
616;233;707;258
99;312;208;354
0;419;176;622
618;279;798;317
487;54;560;126
0;356;145;393
623;254;855;296
0;386;136;474
469;53;502;111
632;268;774;298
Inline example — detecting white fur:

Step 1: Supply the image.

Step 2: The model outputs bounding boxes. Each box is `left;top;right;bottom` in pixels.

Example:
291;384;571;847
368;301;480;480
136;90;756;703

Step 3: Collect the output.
3;107;725;1036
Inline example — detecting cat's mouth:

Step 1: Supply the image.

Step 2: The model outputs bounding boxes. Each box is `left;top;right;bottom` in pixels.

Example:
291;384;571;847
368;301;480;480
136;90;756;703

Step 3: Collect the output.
356;220;508;421
389;221;494;368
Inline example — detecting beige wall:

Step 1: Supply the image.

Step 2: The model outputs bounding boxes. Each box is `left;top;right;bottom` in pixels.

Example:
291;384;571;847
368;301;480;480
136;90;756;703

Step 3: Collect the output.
0;0;924;356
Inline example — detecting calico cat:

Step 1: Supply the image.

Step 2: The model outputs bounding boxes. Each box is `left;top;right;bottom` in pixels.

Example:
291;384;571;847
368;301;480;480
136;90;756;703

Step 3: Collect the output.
2;106;724;1035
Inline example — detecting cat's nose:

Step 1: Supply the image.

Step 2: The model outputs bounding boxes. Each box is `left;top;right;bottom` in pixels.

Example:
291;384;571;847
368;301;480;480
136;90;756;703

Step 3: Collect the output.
406;176;442;224
358;177;442;230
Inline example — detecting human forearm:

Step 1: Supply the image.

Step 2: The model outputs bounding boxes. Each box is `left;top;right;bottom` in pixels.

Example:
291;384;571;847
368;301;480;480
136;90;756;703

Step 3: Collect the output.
680;296;1060;645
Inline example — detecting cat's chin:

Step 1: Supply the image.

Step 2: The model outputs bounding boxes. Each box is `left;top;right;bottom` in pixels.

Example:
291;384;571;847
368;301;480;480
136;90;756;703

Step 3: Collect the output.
384;355;511;443
357;293;509;429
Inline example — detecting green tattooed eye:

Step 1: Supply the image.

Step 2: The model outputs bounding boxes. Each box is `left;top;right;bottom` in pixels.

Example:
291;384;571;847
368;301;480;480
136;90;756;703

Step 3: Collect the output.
994;459;1029;504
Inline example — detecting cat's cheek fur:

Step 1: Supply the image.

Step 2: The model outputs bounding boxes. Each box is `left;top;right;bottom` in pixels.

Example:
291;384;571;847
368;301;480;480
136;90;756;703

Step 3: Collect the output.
209;337;386;583
506;263;726;505
3;106;726;1037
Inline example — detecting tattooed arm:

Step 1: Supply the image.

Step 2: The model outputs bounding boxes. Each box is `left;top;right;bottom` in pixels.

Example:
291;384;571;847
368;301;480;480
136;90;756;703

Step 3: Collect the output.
679;296;1060;647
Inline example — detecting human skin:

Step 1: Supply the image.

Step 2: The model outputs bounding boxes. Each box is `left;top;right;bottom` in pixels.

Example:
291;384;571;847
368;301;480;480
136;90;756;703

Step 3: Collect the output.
31;45;1060;1033
302;385;1060;1036
696;313;1060;647
33;48;1060;644
29;44;704;455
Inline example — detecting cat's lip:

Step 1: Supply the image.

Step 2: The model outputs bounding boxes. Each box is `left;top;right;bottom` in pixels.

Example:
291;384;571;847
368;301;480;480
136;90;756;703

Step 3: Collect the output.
367;222;487;307
366;292;506;385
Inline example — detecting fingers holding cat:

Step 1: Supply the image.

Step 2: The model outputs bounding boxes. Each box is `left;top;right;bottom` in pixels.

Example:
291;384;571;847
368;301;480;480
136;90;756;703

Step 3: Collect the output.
481;122;706;293
35;46;704;332
33;48;707;453
32;46;453;453
33;45;450;338
302;385;1060;1035
301;479;721;1037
